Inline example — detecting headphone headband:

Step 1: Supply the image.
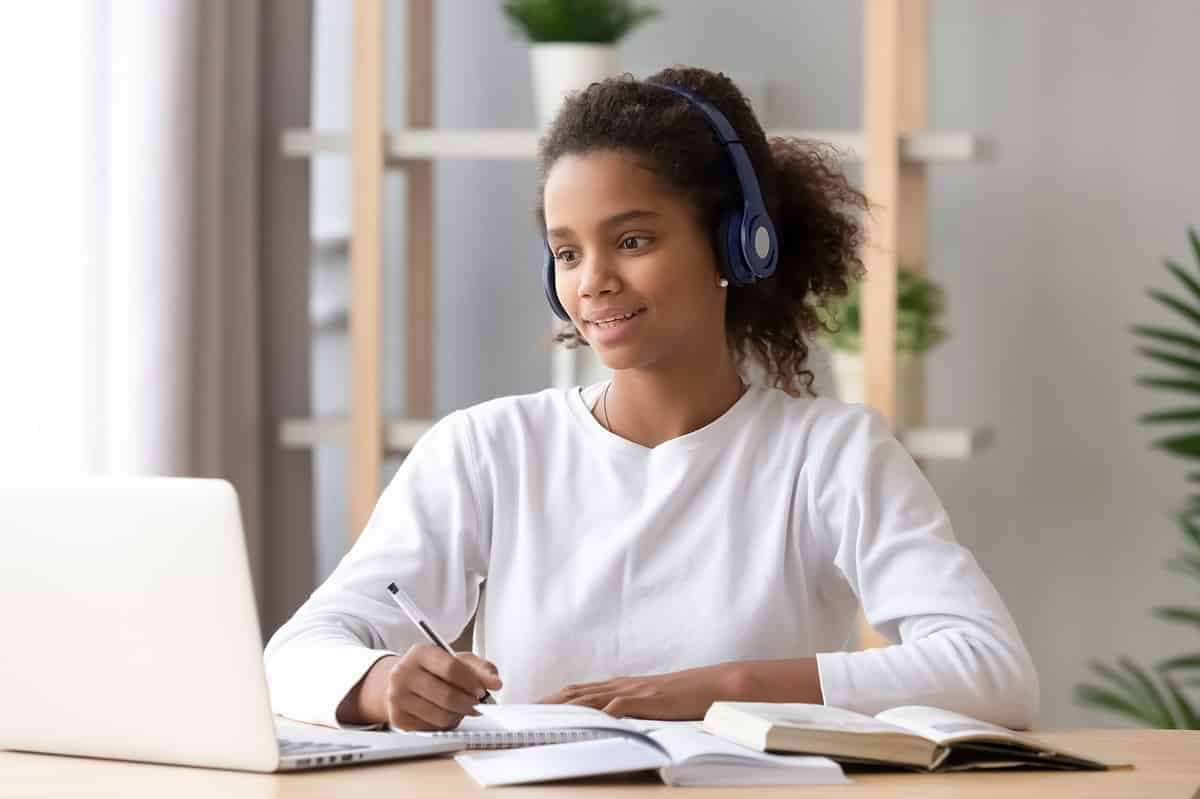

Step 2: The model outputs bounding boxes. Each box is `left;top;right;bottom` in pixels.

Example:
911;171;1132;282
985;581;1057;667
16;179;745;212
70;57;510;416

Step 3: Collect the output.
644;82;770;215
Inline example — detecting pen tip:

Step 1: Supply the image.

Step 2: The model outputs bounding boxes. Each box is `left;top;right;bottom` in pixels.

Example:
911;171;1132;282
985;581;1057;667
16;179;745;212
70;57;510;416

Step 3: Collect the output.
387;582;398;594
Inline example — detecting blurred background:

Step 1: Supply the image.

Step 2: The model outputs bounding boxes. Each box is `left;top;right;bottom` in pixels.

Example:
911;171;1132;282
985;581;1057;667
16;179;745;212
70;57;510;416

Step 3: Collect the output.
2;0;1199;730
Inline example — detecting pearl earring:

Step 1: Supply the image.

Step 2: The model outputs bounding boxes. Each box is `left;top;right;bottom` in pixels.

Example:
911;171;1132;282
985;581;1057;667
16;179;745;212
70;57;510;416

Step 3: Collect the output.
718;277;729;288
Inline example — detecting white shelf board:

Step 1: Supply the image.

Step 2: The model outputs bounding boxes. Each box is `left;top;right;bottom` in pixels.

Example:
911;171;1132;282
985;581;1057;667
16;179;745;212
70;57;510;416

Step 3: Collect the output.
280;417;435;454
900;426;994;460
281;129;983;164
282;417;991;460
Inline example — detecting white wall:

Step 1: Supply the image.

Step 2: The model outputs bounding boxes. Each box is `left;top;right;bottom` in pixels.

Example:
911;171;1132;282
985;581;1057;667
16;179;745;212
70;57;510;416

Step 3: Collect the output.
925;1;1200;727
307;0;1200;727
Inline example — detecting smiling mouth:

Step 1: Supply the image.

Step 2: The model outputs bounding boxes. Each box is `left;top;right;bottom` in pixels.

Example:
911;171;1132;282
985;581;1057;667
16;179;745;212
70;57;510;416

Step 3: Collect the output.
587;308;646;328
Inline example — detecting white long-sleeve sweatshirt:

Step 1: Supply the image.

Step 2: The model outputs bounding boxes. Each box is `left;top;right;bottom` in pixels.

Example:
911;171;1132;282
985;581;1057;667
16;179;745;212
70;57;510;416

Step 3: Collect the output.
263;381;1039;730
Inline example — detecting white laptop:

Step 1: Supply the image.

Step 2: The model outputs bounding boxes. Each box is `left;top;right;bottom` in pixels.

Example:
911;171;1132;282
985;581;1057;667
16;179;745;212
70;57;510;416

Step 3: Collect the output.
0;476;462;772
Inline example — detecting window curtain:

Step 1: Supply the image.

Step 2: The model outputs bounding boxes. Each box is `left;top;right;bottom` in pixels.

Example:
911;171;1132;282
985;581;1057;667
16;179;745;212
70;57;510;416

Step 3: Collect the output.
0;0;316;636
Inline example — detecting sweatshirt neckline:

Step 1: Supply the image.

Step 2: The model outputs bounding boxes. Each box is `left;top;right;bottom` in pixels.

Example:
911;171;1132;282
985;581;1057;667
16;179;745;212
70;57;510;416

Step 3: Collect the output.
566;379;762;457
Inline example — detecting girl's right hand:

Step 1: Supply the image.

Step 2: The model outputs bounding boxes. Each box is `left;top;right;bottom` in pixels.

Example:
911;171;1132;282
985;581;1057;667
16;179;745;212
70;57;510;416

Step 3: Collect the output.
349;644;502;730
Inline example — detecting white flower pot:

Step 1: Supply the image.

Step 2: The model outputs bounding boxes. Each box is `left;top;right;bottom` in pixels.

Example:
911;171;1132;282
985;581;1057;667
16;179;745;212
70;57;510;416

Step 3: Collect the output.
830;350;924;430
530;43;618;128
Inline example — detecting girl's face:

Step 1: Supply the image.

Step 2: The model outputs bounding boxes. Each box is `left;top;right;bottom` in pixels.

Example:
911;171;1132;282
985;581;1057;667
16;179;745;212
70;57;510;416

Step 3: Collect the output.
543;149;727;374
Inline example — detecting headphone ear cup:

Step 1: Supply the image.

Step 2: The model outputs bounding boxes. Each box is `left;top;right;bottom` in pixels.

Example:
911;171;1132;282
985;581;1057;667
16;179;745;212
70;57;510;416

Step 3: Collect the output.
720;211;754;286
542;241;570;321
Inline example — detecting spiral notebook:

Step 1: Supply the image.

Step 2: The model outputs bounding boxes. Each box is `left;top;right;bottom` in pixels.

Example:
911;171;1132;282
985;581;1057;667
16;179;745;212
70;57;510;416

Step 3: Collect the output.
414;727;616;750
394;712;620;750
393;708;699;751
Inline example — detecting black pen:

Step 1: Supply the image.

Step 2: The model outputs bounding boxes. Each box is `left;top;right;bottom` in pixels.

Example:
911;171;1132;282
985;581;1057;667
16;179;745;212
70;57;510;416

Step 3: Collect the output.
386;581;496;704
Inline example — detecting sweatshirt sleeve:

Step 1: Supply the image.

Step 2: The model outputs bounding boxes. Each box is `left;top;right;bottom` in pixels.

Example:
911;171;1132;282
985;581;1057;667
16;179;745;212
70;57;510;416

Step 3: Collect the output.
809;404;1040;729
262;410;490;728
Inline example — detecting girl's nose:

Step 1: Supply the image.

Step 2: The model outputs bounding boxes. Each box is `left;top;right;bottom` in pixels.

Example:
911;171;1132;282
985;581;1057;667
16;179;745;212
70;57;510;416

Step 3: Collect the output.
577;253;620;298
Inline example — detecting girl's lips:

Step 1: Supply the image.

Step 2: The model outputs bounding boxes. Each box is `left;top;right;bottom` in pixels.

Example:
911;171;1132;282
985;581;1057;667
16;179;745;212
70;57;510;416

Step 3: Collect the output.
586;307;646;346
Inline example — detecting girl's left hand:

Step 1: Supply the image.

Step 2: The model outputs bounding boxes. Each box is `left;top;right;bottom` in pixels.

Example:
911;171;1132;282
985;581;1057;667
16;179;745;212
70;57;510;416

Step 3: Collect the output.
534;663;744;720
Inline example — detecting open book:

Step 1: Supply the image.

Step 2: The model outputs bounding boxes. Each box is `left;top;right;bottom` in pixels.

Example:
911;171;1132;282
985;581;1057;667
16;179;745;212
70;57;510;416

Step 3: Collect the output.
447;704;849;787
702;702;1132;772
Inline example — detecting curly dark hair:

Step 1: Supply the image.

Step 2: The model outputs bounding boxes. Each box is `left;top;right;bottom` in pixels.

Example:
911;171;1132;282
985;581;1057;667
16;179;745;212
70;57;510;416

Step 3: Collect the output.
535;66;867;397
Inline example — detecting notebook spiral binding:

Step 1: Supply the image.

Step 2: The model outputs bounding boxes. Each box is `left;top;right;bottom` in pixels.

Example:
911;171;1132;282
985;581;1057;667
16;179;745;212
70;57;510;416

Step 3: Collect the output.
424;728;615;750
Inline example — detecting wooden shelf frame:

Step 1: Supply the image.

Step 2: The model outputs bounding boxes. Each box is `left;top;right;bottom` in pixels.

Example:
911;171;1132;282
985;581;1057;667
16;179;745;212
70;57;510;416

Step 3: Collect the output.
856;0;932;649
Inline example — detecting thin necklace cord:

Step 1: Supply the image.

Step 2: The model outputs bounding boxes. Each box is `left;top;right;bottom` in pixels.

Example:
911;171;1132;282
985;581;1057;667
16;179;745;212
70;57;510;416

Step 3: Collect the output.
597;379;747;434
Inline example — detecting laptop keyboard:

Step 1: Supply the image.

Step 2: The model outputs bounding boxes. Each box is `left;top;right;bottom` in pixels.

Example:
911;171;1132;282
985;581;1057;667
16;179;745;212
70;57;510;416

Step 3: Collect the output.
278;738;371;757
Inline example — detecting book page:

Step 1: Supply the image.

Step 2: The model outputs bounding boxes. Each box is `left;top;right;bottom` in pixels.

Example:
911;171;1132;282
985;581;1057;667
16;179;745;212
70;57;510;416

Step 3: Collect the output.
626;718;704;733
650;727;851;787
720;702;915;735
875;706;1030;746
650;726;833;765
875;707;1122;770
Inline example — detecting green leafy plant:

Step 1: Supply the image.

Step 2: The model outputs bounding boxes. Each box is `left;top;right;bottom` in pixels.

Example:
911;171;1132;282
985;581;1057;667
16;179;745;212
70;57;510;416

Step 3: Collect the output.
815;268;948;354
502;0;659;44
1075;227;1200;728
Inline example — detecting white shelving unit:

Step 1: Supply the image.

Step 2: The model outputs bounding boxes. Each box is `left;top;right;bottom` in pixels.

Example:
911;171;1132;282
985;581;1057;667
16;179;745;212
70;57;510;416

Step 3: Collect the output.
279;125;992;457
282;127;992;457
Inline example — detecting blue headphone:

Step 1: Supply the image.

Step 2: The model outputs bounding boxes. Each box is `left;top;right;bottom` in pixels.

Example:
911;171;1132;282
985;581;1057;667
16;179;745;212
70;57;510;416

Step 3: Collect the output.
541;82;779;322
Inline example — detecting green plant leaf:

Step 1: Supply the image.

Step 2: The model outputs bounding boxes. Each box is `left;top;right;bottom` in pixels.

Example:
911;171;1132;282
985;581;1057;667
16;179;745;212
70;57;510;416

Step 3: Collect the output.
1088;659;1152;707
1181;514;1200;549
1081;229;1200;729
1131;325;1200;351
815;269;947;354
502;0;659;43
1165;259;1200;307
1140;408;1200;424
1139;348;1200;375
1158;653;1200;673
1137;377;1200;396
1074;683;1164;727
1166;554;1200;581
1117;657;1177;727
1147;288;1200;328
1151;433;1200;458
1160;671;1200;728
1152;607;1200;629
1086;658;1177;727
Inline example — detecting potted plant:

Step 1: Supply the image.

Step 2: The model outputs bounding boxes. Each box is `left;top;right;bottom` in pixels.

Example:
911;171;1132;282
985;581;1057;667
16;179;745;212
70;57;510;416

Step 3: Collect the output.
502;0;659;127
1075;227;1200;728
815;268;948;429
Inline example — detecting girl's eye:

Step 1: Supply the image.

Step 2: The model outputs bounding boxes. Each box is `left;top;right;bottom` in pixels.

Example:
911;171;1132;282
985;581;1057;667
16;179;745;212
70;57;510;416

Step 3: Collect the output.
619;236;652;251
555;248;578;265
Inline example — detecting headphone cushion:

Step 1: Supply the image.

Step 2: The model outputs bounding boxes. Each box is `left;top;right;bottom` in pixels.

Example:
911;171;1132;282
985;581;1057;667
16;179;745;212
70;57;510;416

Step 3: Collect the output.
542;242;570;321
720;211;754;286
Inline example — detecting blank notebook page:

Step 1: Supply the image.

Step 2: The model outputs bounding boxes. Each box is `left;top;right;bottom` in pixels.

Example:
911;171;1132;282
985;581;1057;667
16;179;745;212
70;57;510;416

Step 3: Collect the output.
455;737;667;787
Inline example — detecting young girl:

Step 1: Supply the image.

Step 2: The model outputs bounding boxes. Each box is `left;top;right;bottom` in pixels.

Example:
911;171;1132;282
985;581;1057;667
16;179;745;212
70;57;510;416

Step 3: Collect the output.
264;66;1039;733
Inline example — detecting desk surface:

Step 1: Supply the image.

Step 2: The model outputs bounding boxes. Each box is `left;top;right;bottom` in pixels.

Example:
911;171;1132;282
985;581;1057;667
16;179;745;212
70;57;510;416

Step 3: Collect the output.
2;729;1198;798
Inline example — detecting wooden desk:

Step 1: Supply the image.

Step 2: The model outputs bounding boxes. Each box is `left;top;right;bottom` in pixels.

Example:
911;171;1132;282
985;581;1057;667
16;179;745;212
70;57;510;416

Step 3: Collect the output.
2;729;1197;798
